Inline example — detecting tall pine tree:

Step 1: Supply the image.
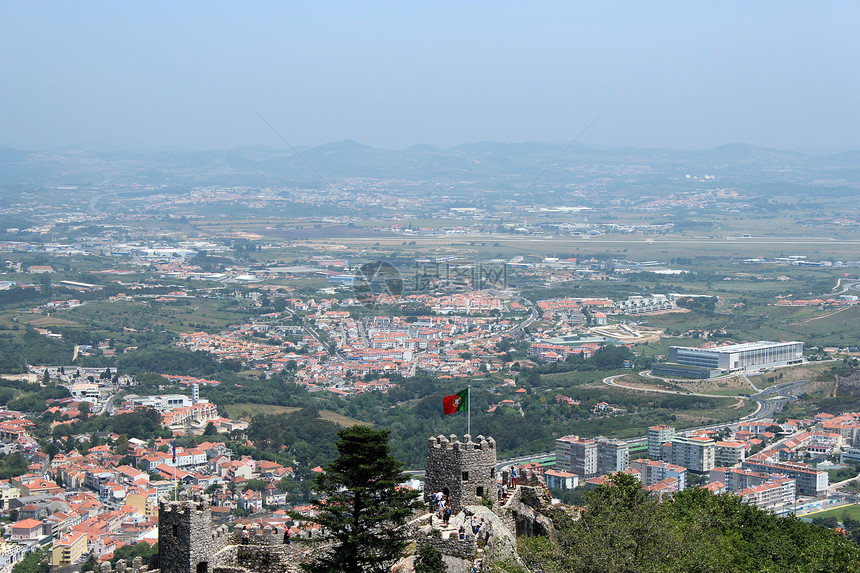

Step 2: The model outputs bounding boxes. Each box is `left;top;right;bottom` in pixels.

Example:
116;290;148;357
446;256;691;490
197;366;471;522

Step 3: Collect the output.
298;425;420;573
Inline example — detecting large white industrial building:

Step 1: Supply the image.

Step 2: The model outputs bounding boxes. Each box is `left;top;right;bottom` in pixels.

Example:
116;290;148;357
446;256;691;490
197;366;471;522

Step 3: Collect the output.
653;341;804;379
668;341;803;372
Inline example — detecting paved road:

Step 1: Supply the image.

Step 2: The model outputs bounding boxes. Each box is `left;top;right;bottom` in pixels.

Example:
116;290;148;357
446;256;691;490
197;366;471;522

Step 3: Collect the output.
832;279;860;296
283;307;342;360
751;380;807;418
604;374;728;398
102;392;119;416
487;378;805;472
742;374;760;393
605;373;805;419
498;292;538;337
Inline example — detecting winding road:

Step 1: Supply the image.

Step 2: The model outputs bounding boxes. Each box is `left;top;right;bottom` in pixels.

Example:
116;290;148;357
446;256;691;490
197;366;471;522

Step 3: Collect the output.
604;373;808;424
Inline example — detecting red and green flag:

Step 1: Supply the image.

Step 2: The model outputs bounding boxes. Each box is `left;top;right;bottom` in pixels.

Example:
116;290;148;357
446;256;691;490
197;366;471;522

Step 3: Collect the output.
443;389;468;415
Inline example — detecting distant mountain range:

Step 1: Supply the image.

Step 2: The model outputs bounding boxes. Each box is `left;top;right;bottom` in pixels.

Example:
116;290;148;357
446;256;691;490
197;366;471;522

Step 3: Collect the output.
1;141;858;189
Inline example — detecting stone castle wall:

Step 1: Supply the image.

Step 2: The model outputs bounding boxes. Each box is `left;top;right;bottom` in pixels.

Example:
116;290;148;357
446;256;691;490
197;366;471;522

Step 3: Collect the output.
418;523;478;560
99;557;149;573
213;544;305;573
152;434;556;573
159;496;229;573
425;434;497;512
496;484;554;538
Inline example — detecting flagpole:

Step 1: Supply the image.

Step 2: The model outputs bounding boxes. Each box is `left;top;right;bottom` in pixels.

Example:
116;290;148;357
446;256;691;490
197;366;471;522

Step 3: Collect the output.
467;385;471;437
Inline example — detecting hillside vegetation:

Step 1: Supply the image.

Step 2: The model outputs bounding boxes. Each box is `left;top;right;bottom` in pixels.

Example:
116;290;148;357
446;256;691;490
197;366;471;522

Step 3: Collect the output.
519;473;860;573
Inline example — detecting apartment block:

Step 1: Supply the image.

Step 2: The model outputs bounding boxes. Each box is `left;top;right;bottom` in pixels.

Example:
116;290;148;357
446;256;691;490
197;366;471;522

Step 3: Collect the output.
741;458;828;496
648;425;675;461
642;477;681;498
822;415;860;447
49;531;87;567
715;441;746;467
544;470;579;490
736;478;796;511
710;468;790;493
630;458;687;491
596;438;630;475
667;436;715;473
555;435;598;477
841;447;860;464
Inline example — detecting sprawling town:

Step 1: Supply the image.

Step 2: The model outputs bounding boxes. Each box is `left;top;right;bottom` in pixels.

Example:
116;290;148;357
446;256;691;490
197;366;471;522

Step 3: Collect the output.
2;202;860;569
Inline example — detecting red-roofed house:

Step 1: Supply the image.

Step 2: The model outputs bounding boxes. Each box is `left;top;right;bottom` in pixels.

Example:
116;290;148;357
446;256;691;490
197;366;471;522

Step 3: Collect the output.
10;518;45;540
238;490;262;513
12;477;62;496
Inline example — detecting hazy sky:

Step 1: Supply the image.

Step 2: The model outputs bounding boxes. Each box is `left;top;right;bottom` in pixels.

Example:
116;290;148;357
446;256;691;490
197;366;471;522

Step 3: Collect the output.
2;1;858;152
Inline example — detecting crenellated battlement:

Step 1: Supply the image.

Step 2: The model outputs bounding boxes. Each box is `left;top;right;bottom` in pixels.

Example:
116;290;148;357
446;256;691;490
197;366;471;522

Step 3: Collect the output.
152;431;546;573
159;493;212;515
230;524;298;546
428;434;497;452
212;524;230;542
99;557;149;573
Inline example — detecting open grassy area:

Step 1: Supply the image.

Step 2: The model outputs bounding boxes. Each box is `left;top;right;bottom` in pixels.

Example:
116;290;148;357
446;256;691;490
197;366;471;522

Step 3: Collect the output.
672;397;753;424
546;373;757;427
542;370;612;388
674;374;755;394
613;372;756;398
724;306;860;348
826;466;860;484
803;504;860;522
641;312;729;333
747;362;838;389
614;373;688;393
630;337;703;359
697;388;755;397
13;315;80;328
60;297;248;335
223;403;368;427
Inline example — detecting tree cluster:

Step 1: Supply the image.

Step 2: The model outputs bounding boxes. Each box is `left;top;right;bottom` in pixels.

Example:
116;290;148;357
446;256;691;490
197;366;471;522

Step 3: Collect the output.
7;384;71;414
246;407;341;472
521;472;860;572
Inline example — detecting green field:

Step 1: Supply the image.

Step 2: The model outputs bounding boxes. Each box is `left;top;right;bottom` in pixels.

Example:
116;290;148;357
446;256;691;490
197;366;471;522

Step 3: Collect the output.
224;403;368;427
804;504;860;522
747;362;839;389
59;297;249;336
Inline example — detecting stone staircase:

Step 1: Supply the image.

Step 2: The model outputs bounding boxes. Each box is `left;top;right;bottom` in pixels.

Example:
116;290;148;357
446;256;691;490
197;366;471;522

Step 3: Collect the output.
472;546;486;571
438;519;461;539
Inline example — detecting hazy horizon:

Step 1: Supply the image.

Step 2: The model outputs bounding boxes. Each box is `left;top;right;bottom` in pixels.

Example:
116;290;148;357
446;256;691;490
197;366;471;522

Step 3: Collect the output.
2;139;858;158
2;1;859;154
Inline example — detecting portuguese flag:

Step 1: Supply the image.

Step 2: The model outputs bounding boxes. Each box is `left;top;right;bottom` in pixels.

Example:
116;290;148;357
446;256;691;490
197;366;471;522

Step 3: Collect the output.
443;389;469;415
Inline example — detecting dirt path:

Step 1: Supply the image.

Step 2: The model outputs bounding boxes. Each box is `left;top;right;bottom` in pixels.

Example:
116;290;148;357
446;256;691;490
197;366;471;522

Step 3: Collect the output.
788;306;851;326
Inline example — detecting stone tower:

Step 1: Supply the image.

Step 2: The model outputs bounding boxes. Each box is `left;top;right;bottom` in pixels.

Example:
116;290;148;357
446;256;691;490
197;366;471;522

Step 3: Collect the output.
425;434;497;513
159;495;228;573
